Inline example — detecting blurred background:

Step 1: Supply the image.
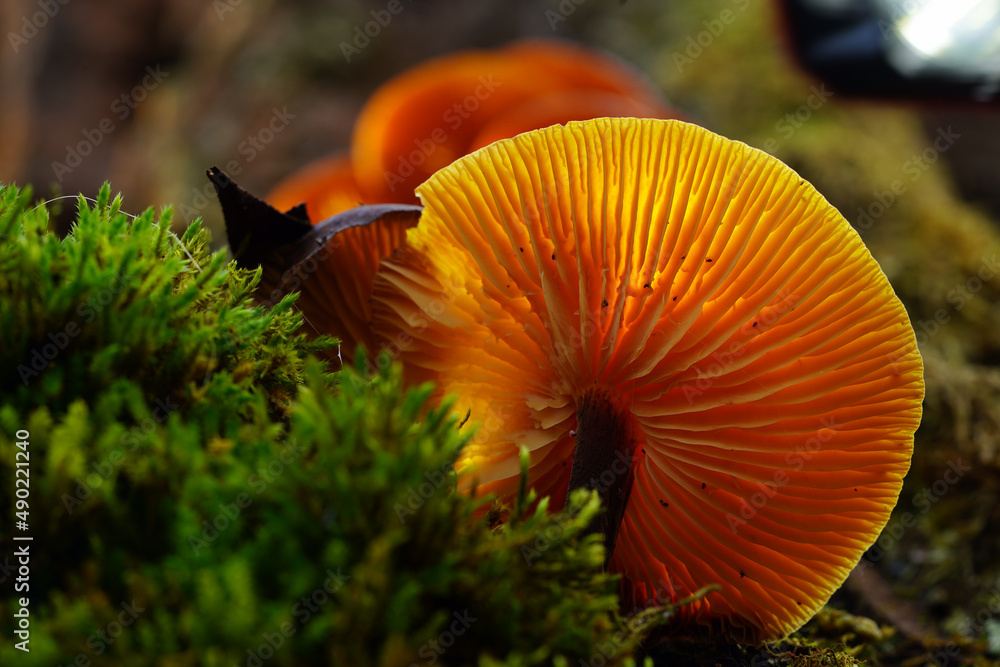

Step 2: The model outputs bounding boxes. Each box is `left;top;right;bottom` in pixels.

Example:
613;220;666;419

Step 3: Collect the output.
5;0;998;238
3;0;1000;658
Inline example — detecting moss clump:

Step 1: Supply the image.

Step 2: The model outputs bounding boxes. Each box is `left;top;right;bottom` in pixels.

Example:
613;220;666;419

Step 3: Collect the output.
0;183;330;423
0;183;663;665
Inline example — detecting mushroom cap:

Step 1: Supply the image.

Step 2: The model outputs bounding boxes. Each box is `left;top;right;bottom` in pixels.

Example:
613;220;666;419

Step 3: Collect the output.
351;40;682;205
370;118;924;642
266;41;682;219
266;153;362;223
277;206;421;363
469;89;675;151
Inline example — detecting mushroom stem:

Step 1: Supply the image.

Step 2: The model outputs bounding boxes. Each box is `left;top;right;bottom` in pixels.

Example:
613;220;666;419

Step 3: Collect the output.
566;390;634;567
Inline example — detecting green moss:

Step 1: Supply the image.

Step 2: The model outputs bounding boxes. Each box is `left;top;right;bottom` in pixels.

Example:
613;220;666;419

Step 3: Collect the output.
0;183;333;423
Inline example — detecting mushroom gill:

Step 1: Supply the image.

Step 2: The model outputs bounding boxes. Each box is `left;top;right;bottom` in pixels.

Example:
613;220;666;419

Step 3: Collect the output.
369;118;924;642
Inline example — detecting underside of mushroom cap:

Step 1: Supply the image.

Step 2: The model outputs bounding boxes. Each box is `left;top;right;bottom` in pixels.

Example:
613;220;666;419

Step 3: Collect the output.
370;117;924;642
286;207;420;363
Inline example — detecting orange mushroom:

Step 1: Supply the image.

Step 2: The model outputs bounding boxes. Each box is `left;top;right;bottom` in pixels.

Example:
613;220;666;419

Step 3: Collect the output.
365;118;924;642
267;40;683;219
